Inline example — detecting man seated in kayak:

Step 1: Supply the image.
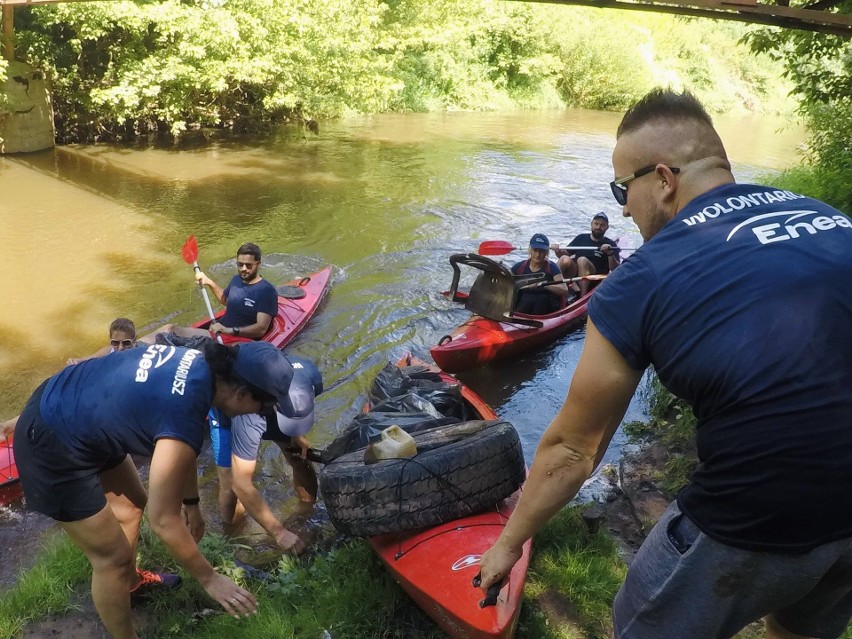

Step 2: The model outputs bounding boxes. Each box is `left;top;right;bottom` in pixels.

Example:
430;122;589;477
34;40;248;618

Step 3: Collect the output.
510;233;571;315
551;212;621;295
155;242;278;341
209;354;323;555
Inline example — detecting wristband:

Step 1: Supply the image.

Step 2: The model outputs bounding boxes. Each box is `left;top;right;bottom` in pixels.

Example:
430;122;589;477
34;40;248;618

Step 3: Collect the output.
232;326;240;336
183;497;201;506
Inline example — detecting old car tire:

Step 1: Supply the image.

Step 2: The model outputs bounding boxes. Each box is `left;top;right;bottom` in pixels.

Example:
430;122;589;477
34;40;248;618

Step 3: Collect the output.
320;420;525;537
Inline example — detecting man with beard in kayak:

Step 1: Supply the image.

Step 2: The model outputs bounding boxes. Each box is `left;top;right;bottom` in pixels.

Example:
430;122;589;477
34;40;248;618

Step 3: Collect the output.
478;89;852;639
12;340;300;638
551;212;621;295
209;354;322;554
154;242;278;342
510;233;571;315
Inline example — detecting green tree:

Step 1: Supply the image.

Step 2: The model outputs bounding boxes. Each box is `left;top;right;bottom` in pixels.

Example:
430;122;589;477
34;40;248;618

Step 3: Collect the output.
745;16;852;210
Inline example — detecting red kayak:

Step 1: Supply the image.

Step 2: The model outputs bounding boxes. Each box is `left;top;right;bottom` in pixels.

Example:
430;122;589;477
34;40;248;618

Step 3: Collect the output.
0;437;17;506
430;289;593;373
192;265;333;349
0;266;333;507
368;356;531;639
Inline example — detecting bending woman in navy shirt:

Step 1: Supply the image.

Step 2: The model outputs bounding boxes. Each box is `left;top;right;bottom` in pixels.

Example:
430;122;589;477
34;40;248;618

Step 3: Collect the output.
14;340;295;639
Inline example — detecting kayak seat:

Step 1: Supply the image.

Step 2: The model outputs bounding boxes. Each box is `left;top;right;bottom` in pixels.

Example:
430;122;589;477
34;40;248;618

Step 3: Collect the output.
447;254;544;328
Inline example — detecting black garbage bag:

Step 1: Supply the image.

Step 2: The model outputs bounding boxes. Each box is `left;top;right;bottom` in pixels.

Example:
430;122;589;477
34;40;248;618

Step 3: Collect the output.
321;412;459;463
368;363;468;419
368;363;446;405
155;332;213;350
370;392;442;418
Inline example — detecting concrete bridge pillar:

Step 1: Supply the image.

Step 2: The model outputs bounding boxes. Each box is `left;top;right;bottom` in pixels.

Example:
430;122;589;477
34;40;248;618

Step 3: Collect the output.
1;60;55;154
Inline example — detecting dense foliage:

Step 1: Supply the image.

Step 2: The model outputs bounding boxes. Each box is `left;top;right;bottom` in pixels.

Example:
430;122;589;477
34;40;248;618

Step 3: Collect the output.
745;11;852;211
1;0;791;143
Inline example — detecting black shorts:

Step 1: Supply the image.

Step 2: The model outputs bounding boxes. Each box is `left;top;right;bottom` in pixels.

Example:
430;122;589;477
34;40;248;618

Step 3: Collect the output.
14;381;125;522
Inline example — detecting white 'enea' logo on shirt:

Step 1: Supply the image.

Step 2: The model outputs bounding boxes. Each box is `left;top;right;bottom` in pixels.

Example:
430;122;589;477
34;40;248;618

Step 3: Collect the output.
135;345;176;383
726;210;852;245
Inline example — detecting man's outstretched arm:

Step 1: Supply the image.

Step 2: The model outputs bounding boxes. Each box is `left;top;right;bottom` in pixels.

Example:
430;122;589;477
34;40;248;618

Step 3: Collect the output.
477;318;644;590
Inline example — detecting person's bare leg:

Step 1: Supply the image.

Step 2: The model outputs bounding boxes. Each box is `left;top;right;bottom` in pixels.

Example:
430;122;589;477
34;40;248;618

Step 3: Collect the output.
576;256;596;295
557;256;581;297
557;255;578;280
278;443;318;505
101;455;147;554
764;615;814;639
61;505;139;638
216;466;246;533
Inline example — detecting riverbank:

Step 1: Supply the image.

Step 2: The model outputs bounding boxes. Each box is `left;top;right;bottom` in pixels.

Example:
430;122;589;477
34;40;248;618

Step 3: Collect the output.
0;425;776;639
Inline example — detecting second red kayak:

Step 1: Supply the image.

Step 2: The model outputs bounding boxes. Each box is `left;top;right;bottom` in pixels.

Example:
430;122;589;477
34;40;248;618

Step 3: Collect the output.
368;356;531;639
430;289;593;373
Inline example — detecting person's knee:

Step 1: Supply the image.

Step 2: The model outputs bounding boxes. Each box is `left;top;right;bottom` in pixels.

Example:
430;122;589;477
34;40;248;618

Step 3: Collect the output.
89;542;136;580
577;256;596;275
557;256;576;277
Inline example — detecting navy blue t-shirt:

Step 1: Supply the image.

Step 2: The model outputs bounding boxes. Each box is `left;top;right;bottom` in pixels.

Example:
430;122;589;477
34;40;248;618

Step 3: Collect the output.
40;345;212;461
589;183;852;552
221;276;279;328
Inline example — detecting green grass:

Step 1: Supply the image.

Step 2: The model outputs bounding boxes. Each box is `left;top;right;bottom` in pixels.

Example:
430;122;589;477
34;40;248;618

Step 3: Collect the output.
3;503;852;638
520;507;626;638
0;529;90;639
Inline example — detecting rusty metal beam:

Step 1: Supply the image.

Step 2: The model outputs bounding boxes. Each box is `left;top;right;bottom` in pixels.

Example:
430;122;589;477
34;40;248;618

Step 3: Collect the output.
522;0;852;37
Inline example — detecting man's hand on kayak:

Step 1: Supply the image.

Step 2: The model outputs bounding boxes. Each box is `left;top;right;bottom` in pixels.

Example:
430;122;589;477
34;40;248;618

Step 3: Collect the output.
477;537;523;592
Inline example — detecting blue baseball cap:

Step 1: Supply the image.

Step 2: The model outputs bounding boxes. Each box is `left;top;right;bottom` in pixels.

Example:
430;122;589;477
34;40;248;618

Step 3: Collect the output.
529;233;550;250
232;342;297;416
593;212;608;221
286;354;324;397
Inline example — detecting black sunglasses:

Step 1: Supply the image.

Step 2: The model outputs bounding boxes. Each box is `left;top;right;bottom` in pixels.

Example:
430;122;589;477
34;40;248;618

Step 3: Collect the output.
610;165;680;206
110;339;135;348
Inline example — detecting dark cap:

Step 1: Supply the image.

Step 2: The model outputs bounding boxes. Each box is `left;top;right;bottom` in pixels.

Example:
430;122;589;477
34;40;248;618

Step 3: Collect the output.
232;342;297;416
592;212;608;221
529;233;550;250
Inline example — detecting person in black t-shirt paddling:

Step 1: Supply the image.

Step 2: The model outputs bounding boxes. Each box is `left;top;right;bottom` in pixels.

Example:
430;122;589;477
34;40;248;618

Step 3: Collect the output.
551;212;621;295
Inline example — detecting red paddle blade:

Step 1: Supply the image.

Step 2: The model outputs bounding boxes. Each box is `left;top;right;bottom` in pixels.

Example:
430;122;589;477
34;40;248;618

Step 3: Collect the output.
478;240;517;256
182;235;199;264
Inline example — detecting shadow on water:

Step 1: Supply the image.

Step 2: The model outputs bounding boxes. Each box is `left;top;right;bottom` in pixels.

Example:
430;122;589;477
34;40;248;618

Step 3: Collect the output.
0;110;803;570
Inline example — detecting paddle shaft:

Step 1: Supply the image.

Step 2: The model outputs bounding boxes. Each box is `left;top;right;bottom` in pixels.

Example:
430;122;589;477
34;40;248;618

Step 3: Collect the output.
182;237;224;344
554;245;634;252
479;237;635;256
193;262;219;323
520;273;607;290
